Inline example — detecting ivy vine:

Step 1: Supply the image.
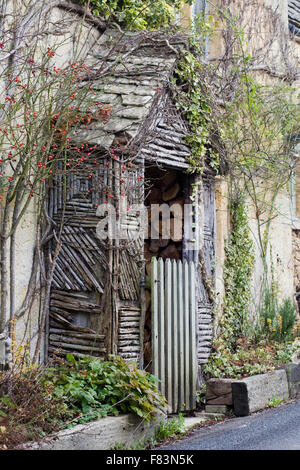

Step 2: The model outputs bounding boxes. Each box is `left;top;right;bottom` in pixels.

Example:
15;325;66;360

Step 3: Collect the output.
75;0;191;30
220;196;255;348
172;10;299;351
173;29;219;174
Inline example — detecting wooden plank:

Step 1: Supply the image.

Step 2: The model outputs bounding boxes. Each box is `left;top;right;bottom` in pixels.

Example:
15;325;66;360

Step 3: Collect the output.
117;334;140;340
118;327;139;334
49;334;104;347
119;316;141;322
48;347;105;359
158;257;165;397
172;259;178;413
151;257;159;381
118;340;140;346
49;328;105;340
50;307;73;321
52;290;90;299
206;378;236;406
189;261;197;410
177;260;184;411
118;345;140;353
119;306;141;312
118;321;139;327
183;260;190;411
50;298;102;313
50;341;106;353
165;258;172;412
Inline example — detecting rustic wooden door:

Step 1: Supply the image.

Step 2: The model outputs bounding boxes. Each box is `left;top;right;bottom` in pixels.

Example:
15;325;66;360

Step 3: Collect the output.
149;171;216;412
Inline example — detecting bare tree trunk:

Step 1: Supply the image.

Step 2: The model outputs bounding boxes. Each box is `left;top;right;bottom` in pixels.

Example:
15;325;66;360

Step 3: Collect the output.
33;231;61;363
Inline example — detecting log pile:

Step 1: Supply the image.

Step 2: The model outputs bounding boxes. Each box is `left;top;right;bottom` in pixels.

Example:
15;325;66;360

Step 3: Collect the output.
143;169;185;371
144;169;184;274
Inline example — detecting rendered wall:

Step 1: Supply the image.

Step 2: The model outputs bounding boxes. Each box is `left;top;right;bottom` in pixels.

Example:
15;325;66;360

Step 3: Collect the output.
0;3;101;362
196;0;299;326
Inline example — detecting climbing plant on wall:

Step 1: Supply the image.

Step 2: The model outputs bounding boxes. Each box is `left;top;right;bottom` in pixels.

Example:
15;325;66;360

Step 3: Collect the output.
172;2;299;347
75;0;191;30
220;194;254;346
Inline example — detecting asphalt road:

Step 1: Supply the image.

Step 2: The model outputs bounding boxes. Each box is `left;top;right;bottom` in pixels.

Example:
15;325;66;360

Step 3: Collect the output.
159;399;300;450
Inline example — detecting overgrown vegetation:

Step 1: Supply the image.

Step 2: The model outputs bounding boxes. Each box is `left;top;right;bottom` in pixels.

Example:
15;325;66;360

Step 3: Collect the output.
257;288;296;343
204;236;300;380
220;197;255;347
0;367;68;450
203;272;300;379
174;37;218;173
0;353;166;449
173;5;300;380
0;333;68;450
76;0;190;30
42;354;166;424
155;413;185;441
202;337;300;380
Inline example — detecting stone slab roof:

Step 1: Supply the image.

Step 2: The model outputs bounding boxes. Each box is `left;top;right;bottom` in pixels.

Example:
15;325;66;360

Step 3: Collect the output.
72;30;192;169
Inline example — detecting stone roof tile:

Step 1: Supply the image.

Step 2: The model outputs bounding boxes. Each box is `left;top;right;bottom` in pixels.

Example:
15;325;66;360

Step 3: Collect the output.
73;30;191;167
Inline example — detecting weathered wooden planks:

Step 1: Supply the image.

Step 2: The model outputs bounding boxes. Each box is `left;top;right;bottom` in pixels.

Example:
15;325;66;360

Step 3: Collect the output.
151;257;197;413
48;289;107;358
194;175;216;365
197;303;214;364
206;378;237;406
117;305;141;362
138;95;191;170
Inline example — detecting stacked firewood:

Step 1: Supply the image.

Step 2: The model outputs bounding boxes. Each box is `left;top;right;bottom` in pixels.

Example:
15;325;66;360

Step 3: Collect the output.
143;169;185;371
144;169;184;273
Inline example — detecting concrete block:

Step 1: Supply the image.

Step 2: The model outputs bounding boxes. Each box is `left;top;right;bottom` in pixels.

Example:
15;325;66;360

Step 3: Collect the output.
205;404;229;414
232;369;289;417
283;362;300;398
23;413;164;450
195;411;225;419
183;416;209;431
